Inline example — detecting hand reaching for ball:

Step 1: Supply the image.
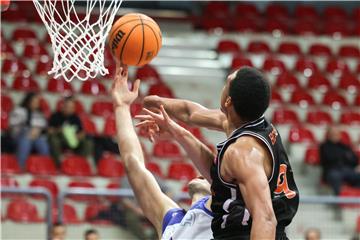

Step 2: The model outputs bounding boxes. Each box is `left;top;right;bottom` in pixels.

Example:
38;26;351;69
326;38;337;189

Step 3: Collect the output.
111;62;140;107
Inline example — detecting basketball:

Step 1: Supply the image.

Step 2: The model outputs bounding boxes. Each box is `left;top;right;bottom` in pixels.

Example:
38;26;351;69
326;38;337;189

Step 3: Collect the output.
108;13;162;66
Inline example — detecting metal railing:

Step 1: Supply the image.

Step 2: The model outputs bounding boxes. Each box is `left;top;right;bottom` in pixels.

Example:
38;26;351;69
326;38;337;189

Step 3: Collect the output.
1;187;53;240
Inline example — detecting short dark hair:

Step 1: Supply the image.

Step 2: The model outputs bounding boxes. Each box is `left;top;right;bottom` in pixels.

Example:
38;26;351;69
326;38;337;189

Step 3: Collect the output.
52;222;64;229
229;67;270;121
63;95;74;103
85;229;98;237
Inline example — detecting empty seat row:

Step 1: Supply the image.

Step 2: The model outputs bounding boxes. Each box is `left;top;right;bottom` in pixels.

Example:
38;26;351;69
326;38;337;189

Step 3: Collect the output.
0;154;197;181
218;40;360;58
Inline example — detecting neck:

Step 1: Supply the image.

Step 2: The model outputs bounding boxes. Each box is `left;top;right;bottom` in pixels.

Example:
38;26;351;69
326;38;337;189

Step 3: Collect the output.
227;115;246;136
191;193;206;205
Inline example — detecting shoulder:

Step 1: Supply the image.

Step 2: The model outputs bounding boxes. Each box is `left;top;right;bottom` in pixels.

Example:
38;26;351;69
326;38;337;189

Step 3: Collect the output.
224;136;266;160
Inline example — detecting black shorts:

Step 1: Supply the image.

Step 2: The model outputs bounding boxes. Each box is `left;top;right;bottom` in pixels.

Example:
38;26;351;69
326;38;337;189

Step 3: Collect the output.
212;231;288;240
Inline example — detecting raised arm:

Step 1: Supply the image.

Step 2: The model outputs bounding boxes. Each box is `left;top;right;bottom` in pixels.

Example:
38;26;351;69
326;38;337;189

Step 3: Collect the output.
111;65;179;237
144;95;228;132
136;106;215;182
221;137;277;240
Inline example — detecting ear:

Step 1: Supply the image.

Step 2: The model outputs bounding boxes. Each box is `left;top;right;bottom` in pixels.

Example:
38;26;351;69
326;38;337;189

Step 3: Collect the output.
225;96;232;108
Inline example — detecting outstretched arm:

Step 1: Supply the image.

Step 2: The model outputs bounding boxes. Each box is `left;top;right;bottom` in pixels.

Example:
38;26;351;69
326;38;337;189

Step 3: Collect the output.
111;64;179;238
136;106;215;182
144;95;228;132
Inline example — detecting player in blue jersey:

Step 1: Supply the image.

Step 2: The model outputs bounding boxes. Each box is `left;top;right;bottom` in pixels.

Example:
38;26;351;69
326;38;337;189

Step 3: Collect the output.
111;63;214;239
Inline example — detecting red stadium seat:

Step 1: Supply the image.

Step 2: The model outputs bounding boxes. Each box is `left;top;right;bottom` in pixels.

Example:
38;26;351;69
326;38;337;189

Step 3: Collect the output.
148;83;174;98
106;182;121;202
307;73;331;91
265;4;289;20
60;204;81;224
339;186;360;208
81;80;107;95
26;155;57;175
294;58;318;76
29;178;59;200
56;98;85;114
12;28;37;41
289;126;316;143
325;59;350;75
233;17;259;32
1;95;13;113
247;41;271;54
293;19;319;35
355;94;360;106
234;3;260;19
276;72;300;90
80;115;98;135
199;16;229;32
168;162;196;181
290;89;315;107
1;154;21;174
61;155;92;176
153;140;182;158
217;40;240;54
1;177;19;188
135;65;162;84
262;57;286;74
304;146;320;165
324;20;351;37
23;41;48;58
338;74;360;91
340;111;360;125
7;198;43;222
272;109;300;125
278;42;301;55
231;55;253;70
12;76;39;92
271;90;283;104
84;204;111;224
294;5;318;20
1;78;7;89
47;78;73;94
323;6;347;20
91;101;113;117
1;41;15;56
1;111;9;130
338;45;360;58
67;181;96;201
97;156;124;178
35;57;52;75
2;58;28;74
103;115;116;136
322;91;348;108
309;43;332;57
265;19;289;34
146;162;163;177
204;1;229;18
306;110;333;125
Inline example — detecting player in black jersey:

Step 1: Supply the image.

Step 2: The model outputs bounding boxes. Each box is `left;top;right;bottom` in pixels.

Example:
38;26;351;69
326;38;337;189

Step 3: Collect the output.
142;67;299;239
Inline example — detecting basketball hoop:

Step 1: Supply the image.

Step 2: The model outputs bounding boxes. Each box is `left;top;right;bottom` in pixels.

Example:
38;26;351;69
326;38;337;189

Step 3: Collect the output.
32;0;123;82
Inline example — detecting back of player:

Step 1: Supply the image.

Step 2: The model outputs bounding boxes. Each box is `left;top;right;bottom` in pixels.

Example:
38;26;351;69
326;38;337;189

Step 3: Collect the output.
210;116;299;239
162;196;213;240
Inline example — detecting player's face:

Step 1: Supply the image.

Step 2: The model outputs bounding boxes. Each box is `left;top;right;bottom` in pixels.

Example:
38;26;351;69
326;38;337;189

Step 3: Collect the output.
188;176;211;195
220;70;237;114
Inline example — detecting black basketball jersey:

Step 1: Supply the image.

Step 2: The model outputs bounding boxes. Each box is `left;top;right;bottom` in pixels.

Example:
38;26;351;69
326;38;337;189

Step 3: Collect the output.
210;116;299;239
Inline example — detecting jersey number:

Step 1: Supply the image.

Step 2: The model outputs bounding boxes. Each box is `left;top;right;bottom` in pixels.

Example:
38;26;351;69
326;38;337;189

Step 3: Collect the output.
274;164;296;199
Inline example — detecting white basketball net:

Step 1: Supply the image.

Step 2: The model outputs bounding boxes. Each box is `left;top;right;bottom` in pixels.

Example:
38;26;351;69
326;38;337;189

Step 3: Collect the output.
32;0;123;82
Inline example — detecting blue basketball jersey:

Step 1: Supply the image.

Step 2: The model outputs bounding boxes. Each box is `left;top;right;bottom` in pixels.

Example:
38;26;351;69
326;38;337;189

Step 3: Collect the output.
162;196;213;239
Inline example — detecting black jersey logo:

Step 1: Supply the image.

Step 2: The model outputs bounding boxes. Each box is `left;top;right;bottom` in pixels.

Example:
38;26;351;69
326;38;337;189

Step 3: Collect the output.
274;164;296;199
269;125;278;145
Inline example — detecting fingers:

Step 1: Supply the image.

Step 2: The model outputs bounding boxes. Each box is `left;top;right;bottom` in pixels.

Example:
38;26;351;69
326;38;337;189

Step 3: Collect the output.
142;108;162;120
135;120;156;128
132;79;141;94
160;105;170;121
134;115;154;121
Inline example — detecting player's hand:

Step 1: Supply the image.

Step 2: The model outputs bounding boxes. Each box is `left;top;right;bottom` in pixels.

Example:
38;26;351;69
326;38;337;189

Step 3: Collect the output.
111;62;140;107
135;105;181;142
143;95;162;110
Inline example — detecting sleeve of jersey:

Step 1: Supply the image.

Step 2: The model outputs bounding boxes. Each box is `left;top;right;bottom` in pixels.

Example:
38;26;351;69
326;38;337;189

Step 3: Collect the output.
162;208;186;234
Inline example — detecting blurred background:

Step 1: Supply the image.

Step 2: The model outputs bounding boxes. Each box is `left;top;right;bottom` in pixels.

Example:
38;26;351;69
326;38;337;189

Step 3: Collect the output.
1;1;359;239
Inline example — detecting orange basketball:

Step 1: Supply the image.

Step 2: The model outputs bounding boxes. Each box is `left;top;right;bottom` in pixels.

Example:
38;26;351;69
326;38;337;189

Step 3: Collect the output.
108;13;162;66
